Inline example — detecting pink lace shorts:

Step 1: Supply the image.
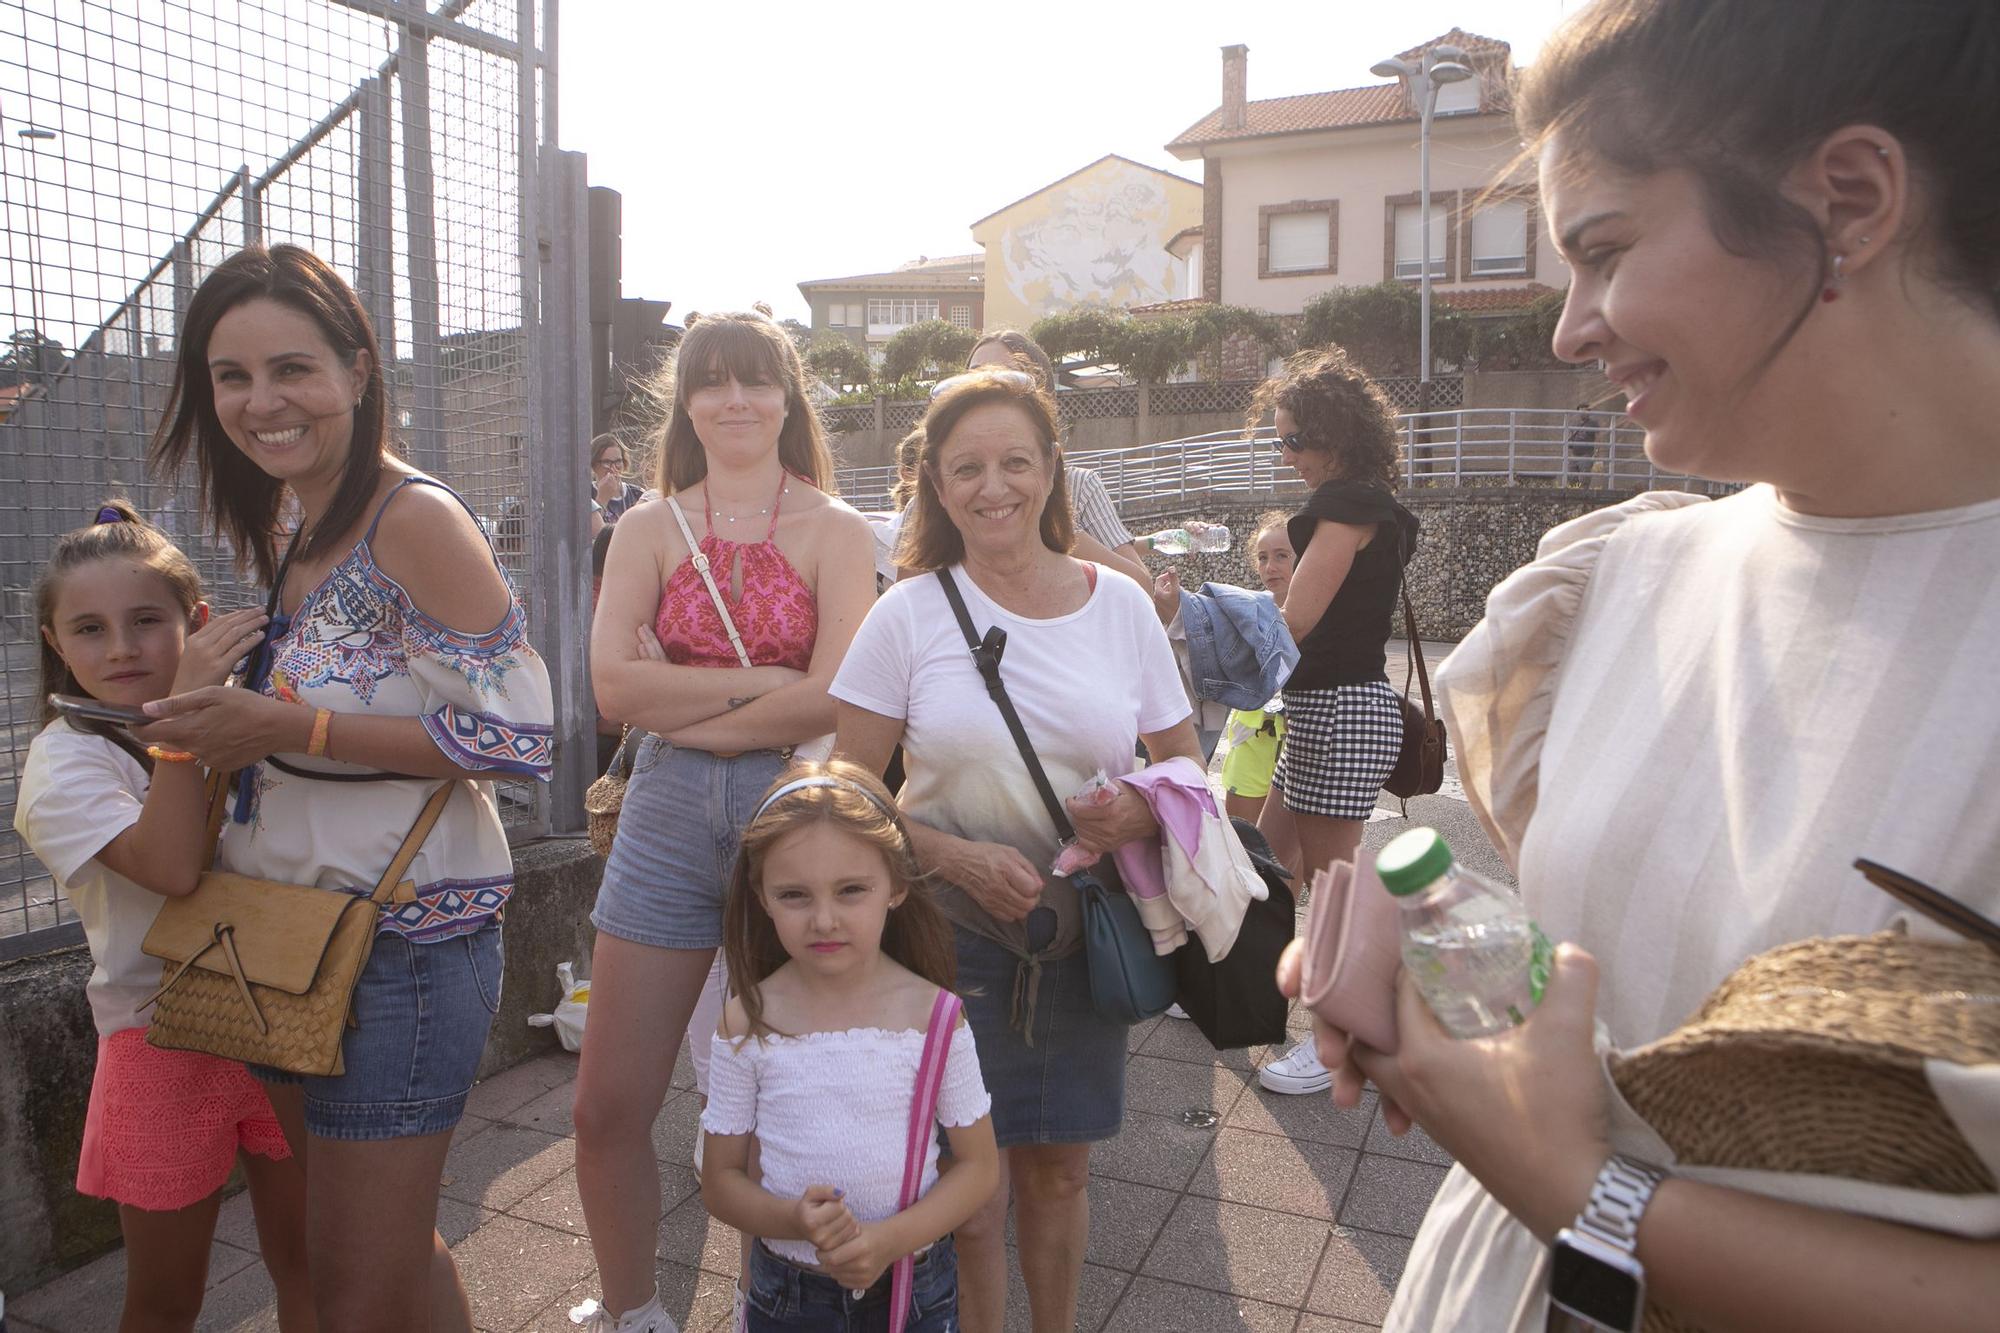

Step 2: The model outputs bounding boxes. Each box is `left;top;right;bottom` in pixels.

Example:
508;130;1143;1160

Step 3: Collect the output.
76;1028;292;1212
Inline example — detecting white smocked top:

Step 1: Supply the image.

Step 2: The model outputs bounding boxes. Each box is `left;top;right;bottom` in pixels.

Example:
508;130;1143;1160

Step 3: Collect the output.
700;1017;991;1267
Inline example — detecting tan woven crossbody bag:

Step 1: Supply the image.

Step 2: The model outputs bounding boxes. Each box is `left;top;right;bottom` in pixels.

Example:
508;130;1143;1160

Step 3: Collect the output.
139;774;460;1077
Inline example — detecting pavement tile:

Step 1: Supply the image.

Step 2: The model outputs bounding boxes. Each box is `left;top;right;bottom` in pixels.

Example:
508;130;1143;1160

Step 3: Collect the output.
1305;1224;1412;1324
12;1235;255;1329
453;1215;597;1332
1126;1015;1163;1053
464;1051;579;1122
1188;1127;1358;1222
1136;1015;1259;1070
193;1255;283;1333
1140;1196;1328;1307
1296;1316;1380;1333
1082;1176;1179;1272
1124;1053;1254;1120
657;1193;745;1278
1002;1254;1128;1333
1362;1109;1454;1168
504;1079;580;1137
648;1090;706;1173
1228;1083;1377;1150
1100;1275;1301;1332
521;1260;737;1333
1336;1157;1448;1239
440;1124;577;1212
1090;1108;1217;1191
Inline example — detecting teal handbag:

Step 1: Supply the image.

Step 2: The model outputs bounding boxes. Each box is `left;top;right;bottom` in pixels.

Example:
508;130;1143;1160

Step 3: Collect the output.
937;568;1176;1025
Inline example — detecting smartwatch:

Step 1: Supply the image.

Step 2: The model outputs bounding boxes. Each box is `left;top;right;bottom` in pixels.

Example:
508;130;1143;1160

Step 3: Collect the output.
1547;1153;1666;1332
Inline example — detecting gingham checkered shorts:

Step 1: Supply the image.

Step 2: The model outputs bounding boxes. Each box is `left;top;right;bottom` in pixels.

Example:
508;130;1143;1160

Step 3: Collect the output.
1273;680;1404;820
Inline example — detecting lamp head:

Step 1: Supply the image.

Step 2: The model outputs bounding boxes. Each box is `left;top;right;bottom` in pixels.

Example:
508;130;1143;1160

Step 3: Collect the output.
1430;44;1469;63
17;127;56;141
1370;57;1413;79
1430;61;1474;85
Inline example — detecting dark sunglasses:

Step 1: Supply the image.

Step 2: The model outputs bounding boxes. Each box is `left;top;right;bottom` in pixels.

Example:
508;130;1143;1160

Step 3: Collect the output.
1275;432;1305;453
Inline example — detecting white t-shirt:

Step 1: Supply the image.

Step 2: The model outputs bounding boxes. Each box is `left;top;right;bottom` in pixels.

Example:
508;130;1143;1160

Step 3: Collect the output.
831;564;1189;944
14;720;166;1037
700;1017;991;1267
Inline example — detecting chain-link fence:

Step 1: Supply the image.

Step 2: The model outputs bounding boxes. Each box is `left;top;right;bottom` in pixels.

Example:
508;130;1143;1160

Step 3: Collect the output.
0;0;590;958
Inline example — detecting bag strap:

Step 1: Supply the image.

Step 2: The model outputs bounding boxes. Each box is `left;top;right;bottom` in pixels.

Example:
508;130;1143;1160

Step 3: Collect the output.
1855;858;2000;955
886;988;962;1333
935;567;1076;843
368;781;461;905
666;493;755;669
1393;523;1436;726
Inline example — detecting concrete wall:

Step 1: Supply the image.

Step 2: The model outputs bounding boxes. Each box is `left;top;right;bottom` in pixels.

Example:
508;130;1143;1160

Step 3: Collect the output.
1123;483;1655;642
972;158;1204;333
1207;119;1568;315
0;839;605;1293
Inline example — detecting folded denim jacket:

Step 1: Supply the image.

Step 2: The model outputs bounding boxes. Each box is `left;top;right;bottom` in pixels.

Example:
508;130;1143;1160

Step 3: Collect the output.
1178;581;1299;710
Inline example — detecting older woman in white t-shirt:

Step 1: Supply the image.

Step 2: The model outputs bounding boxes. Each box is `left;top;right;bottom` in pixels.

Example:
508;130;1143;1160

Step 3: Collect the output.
834;368;1199;1333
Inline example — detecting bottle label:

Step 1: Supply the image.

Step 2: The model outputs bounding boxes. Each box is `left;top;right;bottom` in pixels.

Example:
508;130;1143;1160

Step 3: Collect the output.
1504;924;1555;1027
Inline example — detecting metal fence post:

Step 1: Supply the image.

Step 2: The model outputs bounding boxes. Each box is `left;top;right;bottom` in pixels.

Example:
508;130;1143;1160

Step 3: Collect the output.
356;74;396;368
397;23;447;480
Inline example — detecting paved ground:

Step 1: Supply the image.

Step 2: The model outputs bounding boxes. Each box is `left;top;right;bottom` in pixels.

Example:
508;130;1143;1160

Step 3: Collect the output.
14;645;1487;1333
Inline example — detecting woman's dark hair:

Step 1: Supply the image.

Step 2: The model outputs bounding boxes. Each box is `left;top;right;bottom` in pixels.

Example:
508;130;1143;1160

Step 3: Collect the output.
898;369;1074;572
36;499;204;772
1247;347;1401;489
1521;0;2000;326
150;244;389;588
648;312;833;495
969;329;1059;392
722;759;956;1041
590;433;627;467
889;427;926;510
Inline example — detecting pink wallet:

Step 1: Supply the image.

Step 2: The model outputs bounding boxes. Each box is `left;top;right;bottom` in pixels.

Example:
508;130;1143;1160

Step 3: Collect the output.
1298;856;1403;1057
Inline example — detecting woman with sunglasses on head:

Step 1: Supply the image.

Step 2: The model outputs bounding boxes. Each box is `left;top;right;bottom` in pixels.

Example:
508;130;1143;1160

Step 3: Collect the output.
1284;3;2000;1330
834;368;1200;1333
1251;347;1419;1098
575;312;879;1333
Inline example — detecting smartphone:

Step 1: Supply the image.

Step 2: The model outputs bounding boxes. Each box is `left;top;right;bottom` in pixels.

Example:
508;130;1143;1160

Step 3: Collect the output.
48;694;153;727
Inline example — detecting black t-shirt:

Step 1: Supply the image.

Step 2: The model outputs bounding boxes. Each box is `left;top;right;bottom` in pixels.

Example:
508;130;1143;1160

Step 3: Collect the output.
1285;480;1419;689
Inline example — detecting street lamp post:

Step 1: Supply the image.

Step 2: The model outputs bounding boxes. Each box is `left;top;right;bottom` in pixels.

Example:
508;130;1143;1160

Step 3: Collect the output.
16;125;57;377
1370;48;1471;420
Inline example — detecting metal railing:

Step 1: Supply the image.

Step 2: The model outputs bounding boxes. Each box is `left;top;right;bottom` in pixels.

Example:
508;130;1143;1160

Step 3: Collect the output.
833;408;1732;514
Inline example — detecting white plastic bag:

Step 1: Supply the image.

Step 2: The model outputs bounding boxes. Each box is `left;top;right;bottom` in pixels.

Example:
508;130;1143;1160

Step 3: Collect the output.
526;961;589;1052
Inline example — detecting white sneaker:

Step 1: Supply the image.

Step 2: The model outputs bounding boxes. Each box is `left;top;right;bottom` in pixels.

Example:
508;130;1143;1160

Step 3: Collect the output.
1165;1002;1191;1020
569;1292;679;1333
1257;1038;1331;1095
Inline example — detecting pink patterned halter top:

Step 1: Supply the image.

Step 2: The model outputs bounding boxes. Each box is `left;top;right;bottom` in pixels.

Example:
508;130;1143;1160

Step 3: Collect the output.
654;475;818;671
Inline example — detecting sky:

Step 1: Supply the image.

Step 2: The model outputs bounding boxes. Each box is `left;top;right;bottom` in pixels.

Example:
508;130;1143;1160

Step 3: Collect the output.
559;1;1581;326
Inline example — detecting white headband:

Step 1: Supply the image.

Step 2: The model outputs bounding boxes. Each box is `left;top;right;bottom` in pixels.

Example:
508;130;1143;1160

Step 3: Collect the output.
753;775;899;824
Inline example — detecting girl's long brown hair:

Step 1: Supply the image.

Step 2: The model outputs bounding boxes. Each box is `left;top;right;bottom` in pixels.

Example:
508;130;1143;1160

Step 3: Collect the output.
648;312;834;496
721;759;956;1041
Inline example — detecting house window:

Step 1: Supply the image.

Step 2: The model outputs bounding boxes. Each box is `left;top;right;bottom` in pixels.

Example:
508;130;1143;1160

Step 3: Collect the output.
950;304;973;330
824;303;844;327
1467;198;1530;277
1434;76;1480;115
1258;199;1337;278
1392;201;1450;279
866;298;939;331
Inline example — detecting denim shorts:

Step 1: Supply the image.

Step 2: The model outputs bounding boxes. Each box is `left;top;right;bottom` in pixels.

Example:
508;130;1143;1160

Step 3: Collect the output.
745;1235;957;1332
954;920;1127;1149
592;736;788;951
254;920;503;1140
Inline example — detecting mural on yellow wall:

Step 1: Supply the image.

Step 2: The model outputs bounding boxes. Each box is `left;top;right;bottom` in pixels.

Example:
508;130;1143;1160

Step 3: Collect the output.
973;156;1203;331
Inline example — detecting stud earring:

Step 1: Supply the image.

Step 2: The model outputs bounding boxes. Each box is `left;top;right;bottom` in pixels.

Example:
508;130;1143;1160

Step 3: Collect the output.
1822;253;1848;303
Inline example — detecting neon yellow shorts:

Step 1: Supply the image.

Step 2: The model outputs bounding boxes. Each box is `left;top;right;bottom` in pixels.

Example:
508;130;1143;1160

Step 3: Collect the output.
1221;708;1285;799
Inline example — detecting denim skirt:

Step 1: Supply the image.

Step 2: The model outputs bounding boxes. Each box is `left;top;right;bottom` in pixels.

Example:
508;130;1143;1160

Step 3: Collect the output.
953;917;1127;1148
592;735;788;951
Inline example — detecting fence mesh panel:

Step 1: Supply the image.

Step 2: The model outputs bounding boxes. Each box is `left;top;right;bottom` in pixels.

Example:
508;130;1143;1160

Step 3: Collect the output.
0;0;565;955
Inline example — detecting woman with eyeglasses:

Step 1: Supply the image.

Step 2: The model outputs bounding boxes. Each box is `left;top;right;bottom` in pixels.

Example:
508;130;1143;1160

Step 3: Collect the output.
834;368;1201;1333
1251;348;1418;1099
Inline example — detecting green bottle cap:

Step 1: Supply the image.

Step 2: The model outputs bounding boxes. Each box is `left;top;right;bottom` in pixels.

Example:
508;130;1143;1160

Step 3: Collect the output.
1376;827;1454;896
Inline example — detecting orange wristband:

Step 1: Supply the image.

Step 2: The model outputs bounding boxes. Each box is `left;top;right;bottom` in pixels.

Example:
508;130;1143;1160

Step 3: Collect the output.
307;707;332;758
145;746;199;764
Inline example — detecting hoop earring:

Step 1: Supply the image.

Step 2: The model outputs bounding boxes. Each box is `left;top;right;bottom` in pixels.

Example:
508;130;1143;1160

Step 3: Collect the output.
1822;253;1848;303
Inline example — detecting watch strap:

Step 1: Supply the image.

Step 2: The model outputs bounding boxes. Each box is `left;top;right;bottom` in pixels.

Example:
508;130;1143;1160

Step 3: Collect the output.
1576;1153;1666;1253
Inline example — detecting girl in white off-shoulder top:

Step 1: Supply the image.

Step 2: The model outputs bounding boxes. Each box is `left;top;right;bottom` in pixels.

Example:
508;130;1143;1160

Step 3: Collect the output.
700;760;998;1333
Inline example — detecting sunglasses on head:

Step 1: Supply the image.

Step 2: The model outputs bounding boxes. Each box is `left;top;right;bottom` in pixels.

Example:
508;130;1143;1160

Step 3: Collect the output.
930;369;1037;400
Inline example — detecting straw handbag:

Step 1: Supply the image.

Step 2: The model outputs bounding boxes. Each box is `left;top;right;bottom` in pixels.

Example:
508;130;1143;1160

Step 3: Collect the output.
140;775;460;1077
1609;859;2000;1333
584;728;636;858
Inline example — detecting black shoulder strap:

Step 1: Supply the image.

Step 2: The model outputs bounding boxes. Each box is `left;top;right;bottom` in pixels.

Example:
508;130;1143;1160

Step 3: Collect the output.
935;567;1077;843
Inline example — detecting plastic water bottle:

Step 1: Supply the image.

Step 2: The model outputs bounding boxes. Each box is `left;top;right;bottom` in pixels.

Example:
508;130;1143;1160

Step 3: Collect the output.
1377;827;1553;1038
1144;524;1231;555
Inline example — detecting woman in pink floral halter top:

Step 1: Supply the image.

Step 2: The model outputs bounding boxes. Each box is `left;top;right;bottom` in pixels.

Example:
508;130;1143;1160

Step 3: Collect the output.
575;313;879;1328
